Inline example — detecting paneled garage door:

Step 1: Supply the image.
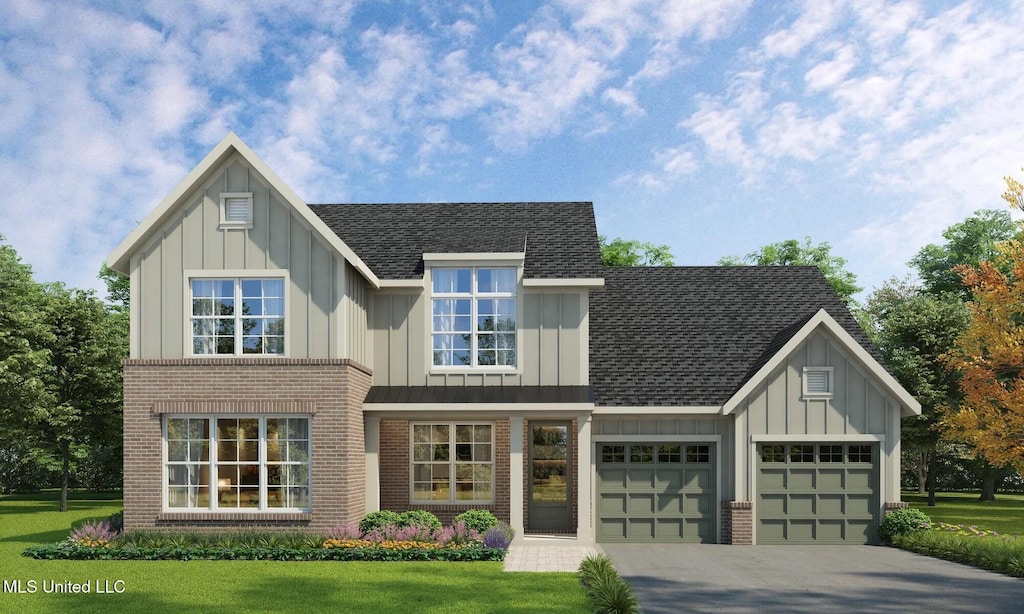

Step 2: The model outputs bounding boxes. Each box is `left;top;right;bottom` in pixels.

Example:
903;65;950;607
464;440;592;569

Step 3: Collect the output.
597;442;716;542
757;443;879;544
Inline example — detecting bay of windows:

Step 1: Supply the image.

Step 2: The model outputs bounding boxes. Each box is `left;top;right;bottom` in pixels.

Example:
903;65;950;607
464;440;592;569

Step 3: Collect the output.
164;416;310;511
411;423;493;503
431;268;517;367
191;278;284;355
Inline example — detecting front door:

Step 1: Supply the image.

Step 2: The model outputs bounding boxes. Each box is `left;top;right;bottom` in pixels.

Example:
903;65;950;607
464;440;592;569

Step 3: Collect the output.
528;422;572;531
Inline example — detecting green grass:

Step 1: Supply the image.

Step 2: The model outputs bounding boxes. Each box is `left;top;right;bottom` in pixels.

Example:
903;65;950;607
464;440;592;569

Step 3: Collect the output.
902;491;1024;535
0;492;588;613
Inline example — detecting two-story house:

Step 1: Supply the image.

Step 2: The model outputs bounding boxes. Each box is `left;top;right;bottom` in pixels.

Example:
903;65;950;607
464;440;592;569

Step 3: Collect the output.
106;133;919;545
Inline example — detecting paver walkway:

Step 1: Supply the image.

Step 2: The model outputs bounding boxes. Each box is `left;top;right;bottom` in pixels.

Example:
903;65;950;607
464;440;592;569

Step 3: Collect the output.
503;539;602;572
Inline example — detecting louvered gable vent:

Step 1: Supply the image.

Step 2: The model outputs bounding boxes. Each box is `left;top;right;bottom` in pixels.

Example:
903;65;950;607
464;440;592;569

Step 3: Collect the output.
219;193;252;229
802;367;833;397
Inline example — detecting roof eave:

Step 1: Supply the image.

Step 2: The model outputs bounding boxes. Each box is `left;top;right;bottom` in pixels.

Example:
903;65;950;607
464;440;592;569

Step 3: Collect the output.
105;132;381;288
720;308;922;417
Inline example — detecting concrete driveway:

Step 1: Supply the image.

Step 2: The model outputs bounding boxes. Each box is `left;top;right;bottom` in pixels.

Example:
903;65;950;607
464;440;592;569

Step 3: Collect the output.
602;544;1024;613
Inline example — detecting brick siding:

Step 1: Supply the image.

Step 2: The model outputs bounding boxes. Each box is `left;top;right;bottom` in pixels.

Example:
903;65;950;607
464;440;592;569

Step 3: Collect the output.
721;500;753;545
122;358;371;532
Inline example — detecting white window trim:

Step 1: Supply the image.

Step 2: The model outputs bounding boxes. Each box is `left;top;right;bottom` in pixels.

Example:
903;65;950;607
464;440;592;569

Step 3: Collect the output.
408;421;495;505
802;366;834;399
428;266;522;372
183;269;289;358
161;414;312;513
219;192;253;230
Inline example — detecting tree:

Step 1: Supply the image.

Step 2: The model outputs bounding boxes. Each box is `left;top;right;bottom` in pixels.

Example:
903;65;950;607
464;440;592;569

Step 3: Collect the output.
862;279;969;503
600;235;674;266
942;171;1024;475
0;236;54;493
718;237;861;304
32;284;125;510
909;209;1018;300
98;263;129;312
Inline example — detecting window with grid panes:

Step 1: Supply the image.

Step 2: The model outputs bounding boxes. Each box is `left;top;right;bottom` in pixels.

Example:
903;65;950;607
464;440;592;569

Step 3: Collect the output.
164;416;310;511
431;268;517;367
191;278;284;355
411;423;493;503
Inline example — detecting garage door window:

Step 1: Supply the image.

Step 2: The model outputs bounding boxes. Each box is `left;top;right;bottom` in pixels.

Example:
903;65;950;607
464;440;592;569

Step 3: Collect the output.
790;445;814;462
601;445;626;463
848;445;872;463
820;445;843;462
658;445;681;463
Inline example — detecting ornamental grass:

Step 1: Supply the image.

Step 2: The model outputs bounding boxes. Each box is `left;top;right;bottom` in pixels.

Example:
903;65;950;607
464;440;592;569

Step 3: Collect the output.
893;521;1024;578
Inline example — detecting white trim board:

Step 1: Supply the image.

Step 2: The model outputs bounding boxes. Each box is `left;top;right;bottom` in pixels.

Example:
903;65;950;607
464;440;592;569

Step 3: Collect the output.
721;309;921;417
107;132;381;288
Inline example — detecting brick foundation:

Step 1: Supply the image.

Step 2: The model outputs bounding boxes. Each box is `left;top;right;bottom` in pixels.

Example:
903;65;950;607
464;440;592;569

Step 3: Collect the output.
721;501;753;545
123;358;371;532
378;419;511;525
884;501;909;515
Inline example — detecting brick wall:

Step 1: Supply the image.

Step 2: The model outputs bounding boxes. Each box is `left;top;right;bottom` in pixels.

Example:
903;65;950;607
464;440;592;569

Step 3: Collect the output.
721;501;753;545
122;358;371;532
379;419;511;525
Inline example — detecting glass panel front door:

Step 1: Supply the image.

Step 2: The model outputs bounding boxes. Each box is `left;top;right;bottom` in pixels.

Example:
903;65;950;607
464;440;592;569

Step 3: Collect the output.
528;423;572;531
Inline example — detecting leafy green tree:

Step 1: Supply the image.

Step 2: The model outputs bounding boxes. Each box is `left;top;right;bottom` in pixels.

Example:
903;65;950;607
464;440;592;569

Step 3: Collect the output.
862;278;969;502
33;284;125;510
600;236;674;266
909;209;1018;300
98;263;129;312
718;237;861;304
0;236;54;493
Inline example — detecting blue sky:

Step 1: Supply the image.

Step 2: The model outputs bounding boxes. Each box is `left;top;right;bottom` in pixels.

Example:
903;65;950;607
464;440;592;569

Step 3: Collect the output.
2;0;1023;300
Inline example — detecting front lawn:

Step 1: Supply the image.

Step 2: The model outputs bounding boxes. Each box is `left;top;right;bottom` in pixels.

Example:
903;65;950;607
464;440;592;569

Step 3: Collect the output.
0;493;588;613
902;491;1024;535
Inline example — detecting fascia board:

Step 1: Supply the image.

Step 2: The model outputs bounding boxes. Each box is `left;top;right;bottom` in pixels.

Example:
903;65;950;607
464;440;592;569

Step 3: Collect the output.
721;308;922;417
105;132;381;289
522;277;605;288
591;406;720;415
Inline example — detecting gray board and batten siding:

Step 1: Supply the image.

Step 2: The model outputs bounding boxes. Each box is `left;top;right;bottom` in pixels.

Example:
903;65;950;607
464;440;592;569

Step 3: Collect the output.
370;289;589;387
132;155;370;363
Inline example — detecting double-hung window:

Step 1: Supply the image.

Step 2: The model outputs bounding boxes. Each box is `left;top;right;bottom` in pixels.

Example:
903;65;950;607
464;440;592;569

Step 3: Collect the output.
164;416;310;511
431;268;517;367
411;423;493;503
191;278;284;355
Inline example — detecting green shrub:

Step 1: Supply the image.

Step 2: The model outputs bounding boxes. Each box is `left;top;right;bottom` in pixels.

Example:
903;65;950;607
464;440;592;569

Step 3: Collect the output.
578;554;638;614
879;507;931;542
359;510;403;534
400;510;442;531
579;553;616;590
454;509;497;533
106;510;124;533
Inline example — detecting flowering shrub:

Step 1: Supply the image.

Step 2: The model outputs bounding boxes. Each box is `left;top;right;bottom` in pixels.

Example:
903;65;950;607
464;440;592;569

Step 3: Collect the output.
930;522;1002;538
68;521;118;548
326;522;362;541
436;521;481;546
483;526;512;549
358;510;403;534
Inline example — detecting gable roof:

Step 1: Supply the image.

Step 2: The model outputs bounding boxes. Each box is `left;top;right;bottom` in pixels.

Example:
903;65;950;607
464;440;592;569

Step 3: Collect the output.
309;202;602;280
589;266;896;408
105;133;378;286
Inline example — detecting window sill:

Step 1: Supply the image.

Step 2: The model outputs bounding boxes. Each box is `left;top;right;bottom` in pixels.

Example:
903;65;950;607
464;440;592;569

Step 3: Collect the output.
159;511;312;522
406;502;494;509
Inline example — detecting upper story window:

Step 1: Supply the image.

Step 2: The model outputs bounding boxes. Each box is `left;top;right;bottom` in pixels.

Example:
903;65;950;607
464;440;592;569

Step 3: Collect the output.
431;267;517;368
191;278;284;355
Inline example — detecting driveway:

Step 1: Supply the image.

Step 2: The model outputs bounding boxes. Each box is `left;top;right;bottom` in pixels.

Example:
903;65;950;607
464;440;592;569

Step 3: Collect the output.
602;544;1024;613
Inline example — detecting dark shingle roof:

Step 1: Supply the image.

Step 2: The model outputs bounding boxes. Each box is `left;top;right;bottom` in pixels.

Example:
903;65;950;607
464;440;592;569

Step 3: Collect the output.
310;202;602;280
589;266;879;407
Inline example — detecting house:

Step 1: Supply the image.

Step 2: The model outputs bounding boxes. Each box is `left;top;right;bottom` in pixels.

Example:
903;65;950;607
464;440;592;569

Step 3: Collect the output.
106;133;920;545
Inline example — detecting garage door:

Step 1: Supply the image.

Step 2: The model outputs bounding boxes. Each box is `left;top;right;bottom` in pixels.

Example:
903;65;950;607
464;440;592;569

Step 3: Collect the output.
597;442;715;542
757;443;878;544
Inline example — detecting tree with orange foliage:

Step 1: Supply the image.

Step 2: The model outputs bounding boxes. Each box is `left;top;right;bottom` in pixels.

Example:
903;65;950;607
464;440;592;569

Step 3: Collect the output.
942;170;1024;472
